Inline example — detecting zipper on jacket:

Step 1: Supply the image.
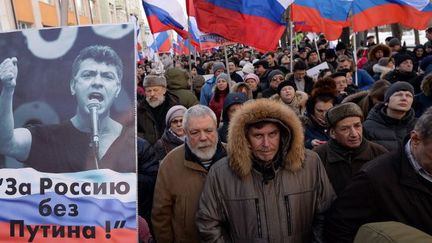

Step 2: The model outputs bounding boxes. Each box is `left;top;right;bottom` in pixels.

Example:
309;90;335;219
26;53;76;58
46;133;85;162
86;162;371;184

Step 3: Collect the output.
284;196;292;236
255;198;263;238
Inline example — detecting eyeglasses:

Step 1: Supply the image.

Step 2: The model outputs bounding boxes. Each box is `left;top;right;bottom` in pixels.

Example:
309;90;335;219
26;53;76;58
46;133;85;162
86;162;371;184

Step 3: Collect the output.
272;76;285;81
171;119;183;124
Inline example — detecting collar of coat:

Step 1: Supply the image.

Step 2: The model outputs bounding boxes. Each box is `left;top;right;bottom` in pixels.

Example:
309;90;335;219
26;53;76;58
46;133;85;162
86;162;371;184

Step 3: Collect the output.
227;99;305;178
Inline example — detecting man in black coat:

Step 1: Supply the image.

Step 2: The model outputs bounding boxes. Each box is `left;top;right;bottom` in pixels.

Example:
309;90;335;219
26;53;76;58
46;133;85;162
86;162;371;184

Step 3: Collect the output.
325;107;432;243
314;102;387;195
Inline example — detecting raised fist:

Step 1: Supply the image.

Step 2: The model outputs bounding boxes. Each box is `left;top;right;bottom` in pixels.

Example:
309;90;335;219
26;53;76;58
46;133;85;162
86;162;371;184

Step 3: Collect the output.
0;57;18;89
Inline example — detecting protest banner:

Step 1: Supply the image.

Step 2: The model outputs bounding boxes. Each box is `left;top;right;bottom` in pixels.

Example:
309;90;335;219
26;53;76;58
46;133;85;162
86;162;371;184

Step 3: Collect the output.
0;24;137;242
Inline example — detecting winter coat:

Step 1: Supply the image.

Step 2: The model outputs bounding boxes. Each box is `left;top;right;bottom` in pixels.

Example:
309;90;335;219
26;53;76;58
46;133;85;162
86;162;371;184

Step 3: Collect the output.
383;69;418;84
137;137;159;225
413;75;432;117
363;103;416;151
153;129;184;161
363;44;392;76
270;91;308;116
354;69;375;91
209;91;228;126
314;139;388;195
200;76;217;106
152;142;227;243
325;141;432;243
196;99;336;243
137;92;179;144
166;68;199;108
303;114;330;149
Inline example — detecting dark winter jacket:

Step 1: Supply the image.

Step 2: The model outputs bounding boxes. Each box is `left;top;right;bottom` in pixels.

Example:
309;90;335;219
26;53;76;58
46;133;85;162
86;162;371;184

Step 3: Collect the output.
314;139;388;195
137;137;159;226
153;129;184;161
383;69;417;84
325;141;432;243
137;92;179;144
363;103;416;151
303;114;330;149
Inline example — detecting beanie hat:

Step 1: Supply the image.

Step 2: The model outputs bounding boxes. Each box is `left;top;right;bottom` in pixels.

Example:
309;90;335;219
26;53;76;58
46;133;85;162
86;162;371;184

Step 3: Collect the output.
268;69;285;81
244;73;260;84
384;81;414;102
393;53;413;67
277;80;297;94
212;62;226;73
223;92;248;111
165;105;187;127
143;75;166;88
216;73;230;83
242;62;254;74
388;38;401;47
326;102;364;128
253;60;269;69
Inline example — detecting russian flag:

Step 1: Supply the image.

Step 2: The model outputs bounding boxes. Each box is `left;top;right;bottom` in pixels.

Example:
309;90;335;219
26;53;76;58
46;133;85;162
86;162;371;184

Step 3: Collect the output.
193;0;293;51
352;0;432;32
186;0;202;49
142;0;189;39
149;31;172;53
292;0;352;41
178;35;192;55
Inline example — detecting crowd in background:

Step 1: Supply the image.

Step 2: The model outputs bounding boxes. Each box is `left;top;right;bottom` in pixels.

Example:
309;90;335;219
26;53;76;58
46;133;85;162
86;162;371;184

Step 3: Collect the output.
136;28;432;242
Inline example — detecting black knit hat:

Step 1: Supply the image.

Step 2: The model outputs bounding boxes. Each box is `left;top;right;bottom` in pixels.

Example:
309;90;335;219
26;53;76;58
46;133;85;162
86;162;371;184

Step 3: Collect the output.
326;102;364;128
277;80;297;94
384;81;414;102
393;53;413;67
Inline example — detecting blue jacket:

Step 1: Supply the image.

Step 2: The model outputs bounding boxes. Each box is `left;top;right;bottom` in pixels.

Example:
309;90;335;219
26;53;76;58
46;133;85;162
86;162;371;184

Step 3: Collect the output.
200;76;216;106
355;69;374;91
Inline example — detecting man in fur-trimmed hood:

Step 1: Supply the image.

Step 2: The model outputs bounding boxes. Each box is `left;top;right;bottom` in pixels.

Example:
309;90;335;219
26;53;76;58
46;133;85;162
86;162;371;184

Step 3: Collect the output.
196;99;336;242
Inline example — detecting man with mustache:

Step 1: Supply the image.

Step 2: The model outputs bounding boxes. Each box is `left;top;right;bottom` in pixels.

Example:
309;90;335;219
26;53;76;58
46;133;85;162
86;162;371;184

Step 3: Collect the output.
196;99;335;242
137;74;179;144
0;45;135;172
313;102;387;195
152;105;226;243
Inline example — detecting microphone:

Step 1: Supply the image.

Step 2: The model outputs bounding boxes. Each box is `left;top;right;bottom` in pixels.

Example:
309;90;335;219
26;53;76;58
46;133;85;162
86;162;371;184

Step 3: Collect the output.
87;100;101;153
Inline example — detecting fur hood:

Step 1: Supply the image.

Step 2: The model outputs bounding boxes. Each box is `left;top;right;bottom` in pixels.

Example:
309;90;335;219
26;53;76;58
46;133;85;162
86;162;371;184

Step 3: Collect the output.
227;99;305;178
368;44;391;62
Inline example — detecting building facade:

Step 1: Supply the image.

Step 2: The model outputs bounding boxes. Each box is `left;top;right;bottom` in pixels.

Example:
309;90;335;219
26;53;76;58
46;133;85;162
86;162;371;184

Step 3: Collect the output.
0;0;145;33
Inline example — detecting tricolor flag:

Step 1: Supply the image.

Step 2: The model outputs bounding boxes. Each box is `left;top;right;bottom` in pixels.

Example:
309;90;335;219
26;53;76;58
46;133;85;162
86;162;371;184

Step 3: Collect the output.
193;0;293;51
352;0;432;32
291;0;352;41
147;31;172;54
142;0;189;39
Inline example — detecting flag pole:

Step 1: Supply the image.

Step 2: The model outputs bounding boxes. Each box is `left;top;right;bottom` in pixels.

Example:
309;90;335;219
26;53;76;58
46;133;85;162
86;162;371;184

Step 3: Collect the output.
224;45;231;81
314;35;322;63
350;9;358;86
288;6;294;73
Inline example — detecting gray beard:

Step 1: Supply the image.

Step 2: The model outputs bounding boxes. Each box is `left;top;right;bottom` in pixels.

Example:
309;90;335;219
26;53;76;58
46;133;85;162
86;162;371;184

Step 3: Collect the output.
146;95;165;108
187;139;218;161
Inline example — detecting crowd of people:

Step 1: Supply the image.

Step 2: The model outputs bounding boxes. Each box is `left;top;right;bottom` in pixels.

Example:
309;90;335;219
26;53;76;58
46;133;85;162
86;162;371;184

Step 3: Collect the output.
137;28;432;242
